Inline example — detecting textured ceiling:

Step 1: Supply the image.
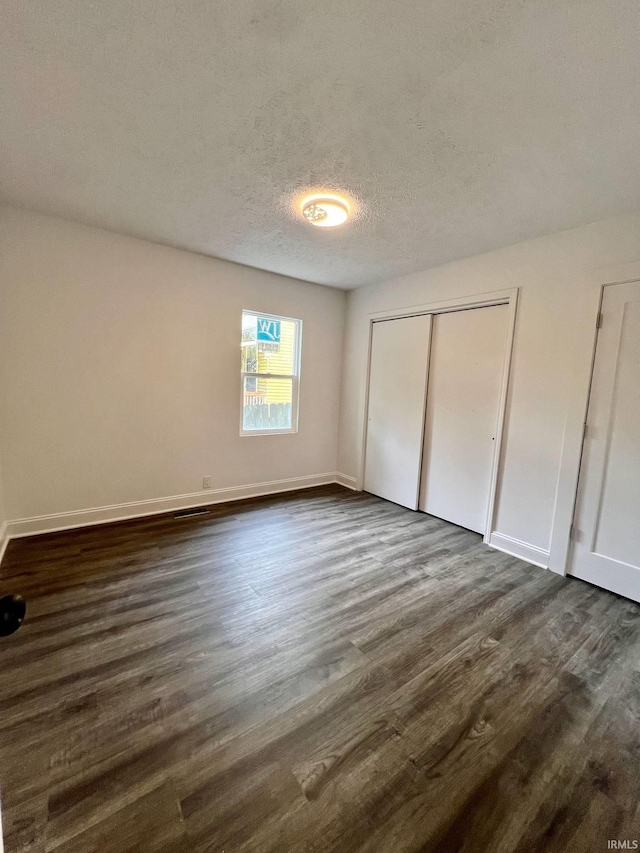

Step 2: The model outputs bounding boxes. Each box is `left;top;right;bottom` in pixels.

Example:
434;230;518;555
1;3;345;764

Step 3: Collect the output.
1;1;639;289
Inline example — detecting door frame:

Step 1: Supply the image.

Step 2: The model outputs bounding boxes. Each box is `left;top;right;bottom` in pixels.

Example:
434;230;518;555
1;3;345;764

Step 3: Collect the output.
549;261;640;576
359;287;519;545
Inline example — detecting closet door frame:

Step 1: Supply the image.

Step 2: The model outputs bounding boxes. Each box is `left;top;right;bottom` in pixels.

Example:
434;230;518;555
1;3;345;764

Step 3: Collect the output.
359;288;519;545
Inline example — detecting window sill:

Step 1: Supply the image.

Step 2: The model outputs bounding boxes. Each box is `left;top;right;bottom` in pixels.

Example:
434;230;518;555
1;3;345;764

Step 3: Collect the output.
240;428;298;437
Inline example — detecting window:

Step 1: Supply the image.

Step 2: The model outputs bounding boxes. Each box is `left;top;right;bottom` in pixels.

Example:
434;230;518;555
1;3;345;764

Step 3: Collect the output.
240;310;302;434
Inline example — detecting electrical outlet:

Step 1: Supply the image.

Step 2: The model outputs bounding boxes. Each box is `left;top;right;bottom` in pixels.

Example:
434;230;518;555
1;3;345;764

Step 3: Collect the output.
202;476;212;489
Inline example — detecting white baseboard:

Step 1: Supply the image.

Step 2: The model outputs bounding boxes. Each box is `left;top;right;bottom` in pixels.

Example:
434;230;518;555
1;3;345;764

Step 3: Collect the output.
4;473;339;541
0;521;8;566
0;484;549;580
488;531;550;569
335;472;358;491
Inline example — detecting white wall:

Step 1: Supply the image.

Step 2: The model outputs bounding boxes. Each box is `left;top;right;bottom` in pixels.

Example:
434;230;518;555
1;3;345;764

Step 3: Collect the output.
338;213;640;560
0;207;346;525
2;204;639;565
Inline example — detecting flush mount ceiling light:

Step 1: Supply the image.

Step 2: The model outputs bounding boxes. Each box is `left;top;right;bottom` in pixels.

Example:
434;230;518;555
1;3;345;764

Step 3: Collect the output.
301;196;349;227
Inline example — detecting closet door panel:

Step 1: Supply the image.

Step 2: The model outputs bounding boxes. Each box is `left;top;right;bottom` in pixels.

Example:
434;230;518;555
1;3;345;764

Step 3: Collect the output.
364;315;432;509
419;305;508;533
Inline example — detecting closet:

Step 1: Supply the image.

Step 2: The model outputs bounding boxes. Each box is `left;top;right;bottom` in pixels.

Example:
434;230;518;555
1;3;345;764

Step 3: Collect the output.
364;304;509;534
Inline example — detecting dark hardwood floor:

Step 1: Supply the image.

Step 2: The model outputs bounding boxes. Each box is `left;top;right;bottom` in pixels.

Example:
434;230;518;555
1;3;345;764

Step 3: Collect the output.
1;485;639;852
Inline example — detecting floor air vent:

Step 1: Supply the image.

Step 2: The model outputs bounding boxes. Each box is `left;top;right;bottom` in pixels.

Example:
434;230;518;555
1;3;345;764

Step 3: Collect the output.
173;507;210;519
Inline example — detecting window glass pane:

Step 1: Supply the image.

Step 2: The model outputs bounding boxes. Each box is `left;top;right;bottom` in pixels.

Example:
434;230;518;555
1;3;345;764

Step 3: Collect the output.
241;314;257;373
242;312;296;376
242;376;293;431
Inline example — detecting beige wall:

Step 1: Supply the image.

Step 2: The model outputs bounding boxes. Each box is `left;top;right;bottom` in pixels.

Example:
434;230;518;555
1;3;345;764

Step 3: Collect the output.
0;207;346;522
0;455;6;531
338;213;640;559
0;449;7;563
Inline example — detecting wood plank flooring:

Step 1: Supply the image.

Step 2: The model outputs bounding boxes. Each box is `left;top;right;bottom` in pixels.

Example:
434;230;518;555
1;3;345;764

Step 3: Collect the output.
1;485;639;852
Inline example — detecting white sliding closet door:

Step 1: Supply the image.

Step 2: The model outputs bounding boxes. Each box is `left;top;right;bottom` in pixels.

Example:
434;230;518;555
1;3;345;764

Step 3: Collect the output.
419;305;508;533
568;280;640;602
364;315;432;509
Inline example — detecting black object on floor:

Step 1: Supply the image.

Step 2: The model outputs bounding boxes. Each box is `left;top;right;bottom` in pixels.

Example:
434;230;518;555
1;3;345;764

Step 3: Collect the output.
0;594;26;636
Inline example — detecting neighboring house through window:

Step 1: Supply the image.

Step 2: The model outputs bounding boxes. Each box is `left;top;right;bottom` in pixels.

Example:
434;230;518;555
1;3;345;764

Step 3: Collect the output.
240;310;302;434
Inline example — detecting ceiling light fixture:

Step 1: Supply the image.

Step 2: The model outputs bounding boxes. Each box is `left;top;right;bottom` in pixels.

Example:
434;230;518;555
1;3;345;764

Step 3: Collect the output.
301;196;349;227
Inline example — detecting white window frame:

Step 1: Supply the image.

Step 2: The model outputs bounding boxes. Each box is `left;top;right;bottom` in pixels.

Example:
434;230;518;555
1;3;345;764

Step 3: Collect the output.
240;310;302;436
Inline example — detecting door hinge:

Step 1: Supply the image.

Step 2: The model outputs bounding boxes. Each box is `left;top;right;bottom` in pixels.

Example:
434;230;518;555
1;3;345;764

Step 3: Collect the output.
596;312;603;329
582;422;588;442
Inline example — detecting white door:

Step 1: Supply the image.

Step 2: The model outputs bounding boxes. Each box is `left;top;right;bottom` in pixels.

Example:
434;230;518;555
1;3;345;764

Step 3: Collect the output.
419;305;508;533
568;280;640;602
364;314;432;509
